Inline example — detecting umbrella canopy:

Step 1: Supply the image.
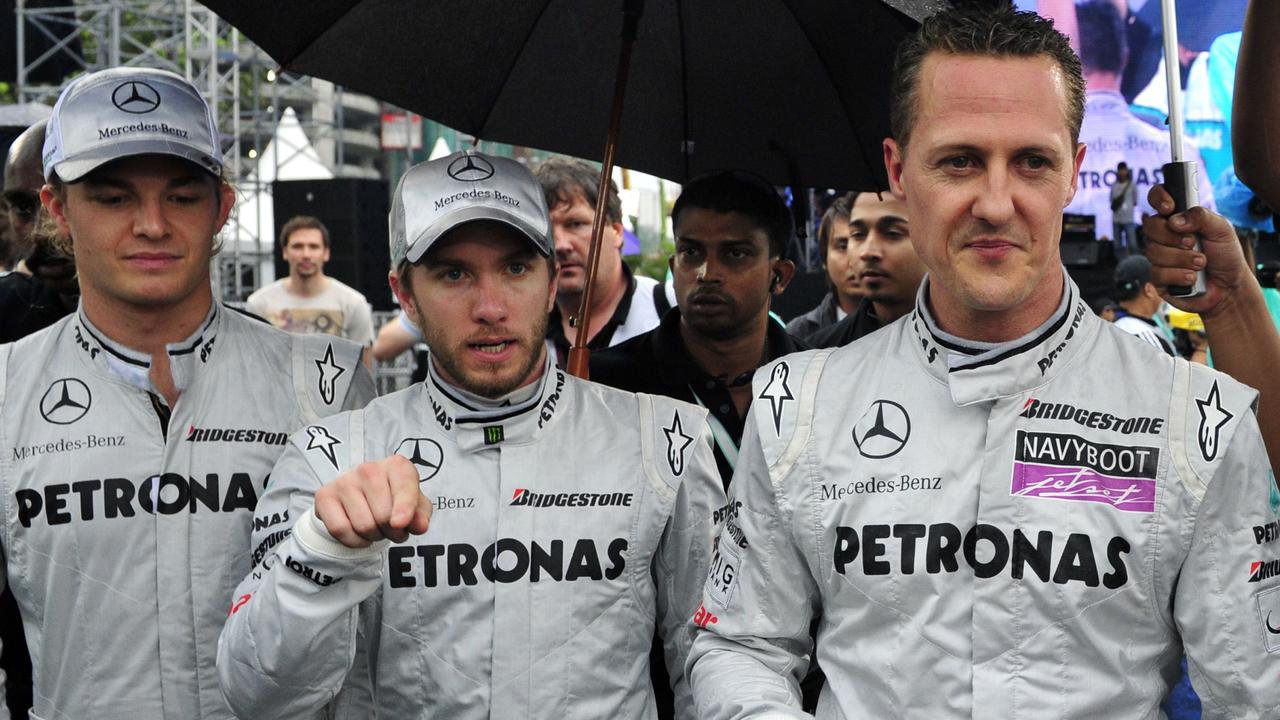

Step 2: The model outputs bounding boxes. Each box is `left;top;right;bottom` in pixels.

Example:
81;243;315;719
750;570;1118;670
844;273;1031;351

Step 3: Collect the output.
203;0;924;190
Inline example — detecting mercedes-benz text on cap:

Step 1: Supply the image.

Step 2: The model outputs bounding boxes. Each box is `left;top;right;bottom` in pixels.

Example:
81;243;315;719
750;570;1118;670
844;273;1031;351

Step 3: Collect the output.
389;150;552;267
42;67;223;183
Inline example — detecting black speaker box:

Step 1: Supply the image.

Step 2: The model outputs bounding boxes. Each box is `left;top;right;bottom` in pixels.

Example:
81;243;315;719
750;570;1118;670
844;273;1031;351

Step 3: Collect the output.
1059;241;1101;267
1063;212;1097;243
273;179;394;310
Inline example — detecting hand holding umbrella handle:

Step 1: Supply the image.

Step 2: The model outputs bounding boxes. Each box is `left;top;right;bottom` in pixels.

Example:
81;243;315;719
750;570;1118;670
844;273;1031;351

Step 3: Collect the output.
1162;160;1207;297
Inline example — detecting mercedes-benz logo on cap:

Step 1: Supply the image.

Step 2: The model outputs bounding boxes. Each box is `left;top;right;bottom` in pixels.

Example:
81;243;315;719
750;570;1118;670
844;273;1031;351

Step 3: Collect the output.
447;154;495;182
111;80;162;114
40;378;92;425
394;437;444;482
851;399;910;459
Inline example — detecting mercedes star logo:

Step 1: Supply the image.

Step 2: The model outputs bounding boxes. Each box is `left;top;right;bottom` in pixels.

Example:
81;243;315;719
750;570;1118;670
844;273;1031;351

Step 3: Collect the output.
39;378;92;425
111;80;162;114
446;154;495;182
851;399;911;459
395;437;444;482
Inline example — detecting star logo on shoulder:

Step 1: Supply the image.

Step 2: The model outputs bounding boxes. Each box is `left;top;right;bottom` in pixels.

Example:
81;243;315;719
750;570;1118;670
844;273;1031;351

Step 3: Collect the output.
757;362;793;436
664;411;694;476
315;343;346;405
1195;380;1233;462
305;425;342;470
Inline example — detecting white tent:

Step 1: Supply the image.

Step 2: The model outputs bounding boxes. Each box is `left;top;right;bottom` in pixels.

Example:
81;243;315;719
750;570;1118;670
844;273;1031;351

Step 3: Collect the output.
427;136;452;161
229;107;333;278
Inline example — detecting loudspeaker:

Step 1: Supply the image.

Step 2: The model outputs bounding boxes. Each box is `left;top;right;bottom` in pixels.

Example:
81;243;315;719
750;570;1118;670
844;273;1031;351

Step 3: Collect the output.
273;178;394;310
1063;212;1096;243
1059;241;1101;267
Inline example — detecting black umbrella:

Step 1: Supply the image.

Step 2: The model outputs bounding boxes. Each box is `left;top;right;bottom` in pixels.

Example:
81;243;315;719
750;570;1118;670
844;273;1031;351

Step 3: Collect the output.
204;0;927;190
204;0;930;374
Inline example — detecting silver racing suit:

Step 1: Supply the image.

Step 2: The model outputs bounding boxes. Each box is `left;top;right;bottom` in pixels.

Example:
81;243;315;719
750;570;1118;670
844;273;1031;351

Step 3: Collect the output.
216;358;726;719
0;304;373;720
687;276;1280;719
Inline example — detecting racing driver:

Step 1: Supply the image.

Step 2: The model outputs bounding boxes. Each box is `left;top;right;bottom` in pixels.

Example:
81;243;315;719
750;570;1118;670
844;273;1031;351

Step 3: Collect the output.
686;4;1280;718
0;67;373;720
217;150;725;719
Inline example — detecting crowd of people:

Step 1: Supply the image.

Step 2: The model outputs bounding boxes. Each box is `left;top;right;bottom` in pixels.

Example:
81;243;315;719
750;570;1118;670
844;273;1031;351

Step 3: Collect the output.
4;2;1280;719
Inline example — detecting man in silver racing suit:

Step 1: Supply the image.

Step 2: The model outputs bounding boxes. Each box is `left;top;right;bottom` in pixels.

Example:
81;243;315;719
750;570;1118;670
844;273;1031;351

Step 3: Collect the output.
217;150;725;719
0;67;372;720
686;5;1280;719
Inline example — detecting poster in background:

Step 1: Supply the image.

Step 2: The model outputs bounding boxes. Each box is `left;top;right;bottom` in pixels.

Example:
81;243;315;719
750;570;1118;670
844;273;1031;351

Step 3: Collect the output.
1019;0;1262;234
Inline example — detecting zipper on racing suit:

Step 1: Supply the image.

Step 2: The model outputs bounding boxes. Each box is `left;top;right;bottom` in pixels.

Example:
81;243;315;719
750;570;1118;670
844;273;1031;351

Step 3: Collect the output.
148;392;171;440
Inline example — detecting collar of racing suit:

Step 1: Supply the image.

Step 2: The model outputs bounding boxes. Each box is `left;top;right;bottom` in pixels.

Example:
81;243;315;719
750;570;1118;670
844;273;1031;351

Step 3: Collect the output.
909;267;1098;407
71;302;220;398
421;352;567;453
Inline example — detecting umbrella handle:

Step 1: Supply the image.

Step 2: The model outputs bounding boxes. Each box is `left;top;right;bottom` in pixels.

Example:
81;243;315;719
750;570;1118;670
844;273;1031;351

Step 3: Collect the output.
1158;0;1204;297
568;0;646;380
1163;161;1207;297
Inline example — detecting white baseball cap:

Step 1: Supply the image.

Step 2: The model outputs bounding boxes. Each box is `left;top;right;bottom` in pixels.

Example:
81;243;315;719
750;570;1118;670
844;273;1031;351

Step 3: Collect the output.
43;67;223;182
389;150;552;267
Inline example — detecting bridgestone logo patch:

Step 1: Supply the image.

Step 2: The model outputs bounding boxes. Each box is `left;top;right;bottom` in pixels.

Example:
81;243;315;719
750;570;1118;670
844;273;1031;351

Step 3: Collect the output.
509;488;633;508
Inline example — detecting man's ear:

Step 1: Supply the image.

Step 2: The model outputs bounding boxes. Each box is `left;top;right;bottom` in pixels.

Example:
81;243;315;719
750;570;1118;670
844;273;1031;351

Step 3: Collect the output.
611;220;625;250
884;138;907;201
546;259;560;314
1064;142;1087;207
40;185;71;239
770;259;797;294
389;267;415;316
216;182;236;231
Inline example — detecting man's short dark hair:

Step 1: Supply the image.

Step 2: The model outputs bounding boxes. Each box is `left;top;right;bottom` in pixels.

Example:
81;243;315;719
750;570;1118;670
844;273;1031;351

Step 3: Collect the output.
280;215;330;249
671;171;792;259
889;0;1085;151
535;157;622;224
818;192;856;265
1077;0;1127;76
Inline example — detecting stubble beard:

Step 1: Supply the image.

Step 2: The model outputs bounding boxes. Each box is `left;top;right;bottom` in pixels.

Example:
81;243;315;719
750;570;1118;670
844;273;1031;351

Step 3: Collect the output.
416;296;550;399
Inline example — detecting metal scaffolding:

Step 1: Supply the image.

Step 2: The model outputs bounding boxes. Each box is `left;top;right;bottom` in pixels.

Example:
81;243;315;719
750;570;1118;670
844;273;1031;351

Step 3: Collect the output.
13;0;383;300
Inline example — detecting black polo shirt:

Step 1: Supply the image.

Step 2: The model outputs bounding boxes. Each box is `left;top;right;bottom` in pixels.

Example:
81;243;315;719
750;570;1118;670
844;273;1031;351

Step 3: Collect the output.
0;271;73;344
591;307;808;489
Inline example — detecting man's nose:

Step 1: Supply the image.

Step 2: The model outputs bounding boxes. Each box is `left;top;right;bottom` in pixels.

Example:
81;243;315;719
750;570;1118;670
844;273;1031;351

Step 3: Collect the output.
553;229;575;257
972;167;1015;226
472;275;509;323
132;197;166;239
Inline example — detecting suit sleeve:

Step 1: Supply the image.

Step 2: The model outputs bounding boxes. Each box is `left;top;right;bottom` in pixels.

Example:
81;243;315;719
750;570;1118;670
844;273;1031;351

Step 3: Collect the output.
686;408;819;720
1176;409;1280;719
216;416;386;719
652;412;726;720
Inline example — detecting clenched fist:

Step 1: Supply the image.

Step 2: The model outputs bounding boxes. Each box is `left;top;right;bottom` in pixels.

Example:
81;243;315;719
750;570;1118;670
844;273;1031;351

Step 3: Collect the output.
314;455;433;548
